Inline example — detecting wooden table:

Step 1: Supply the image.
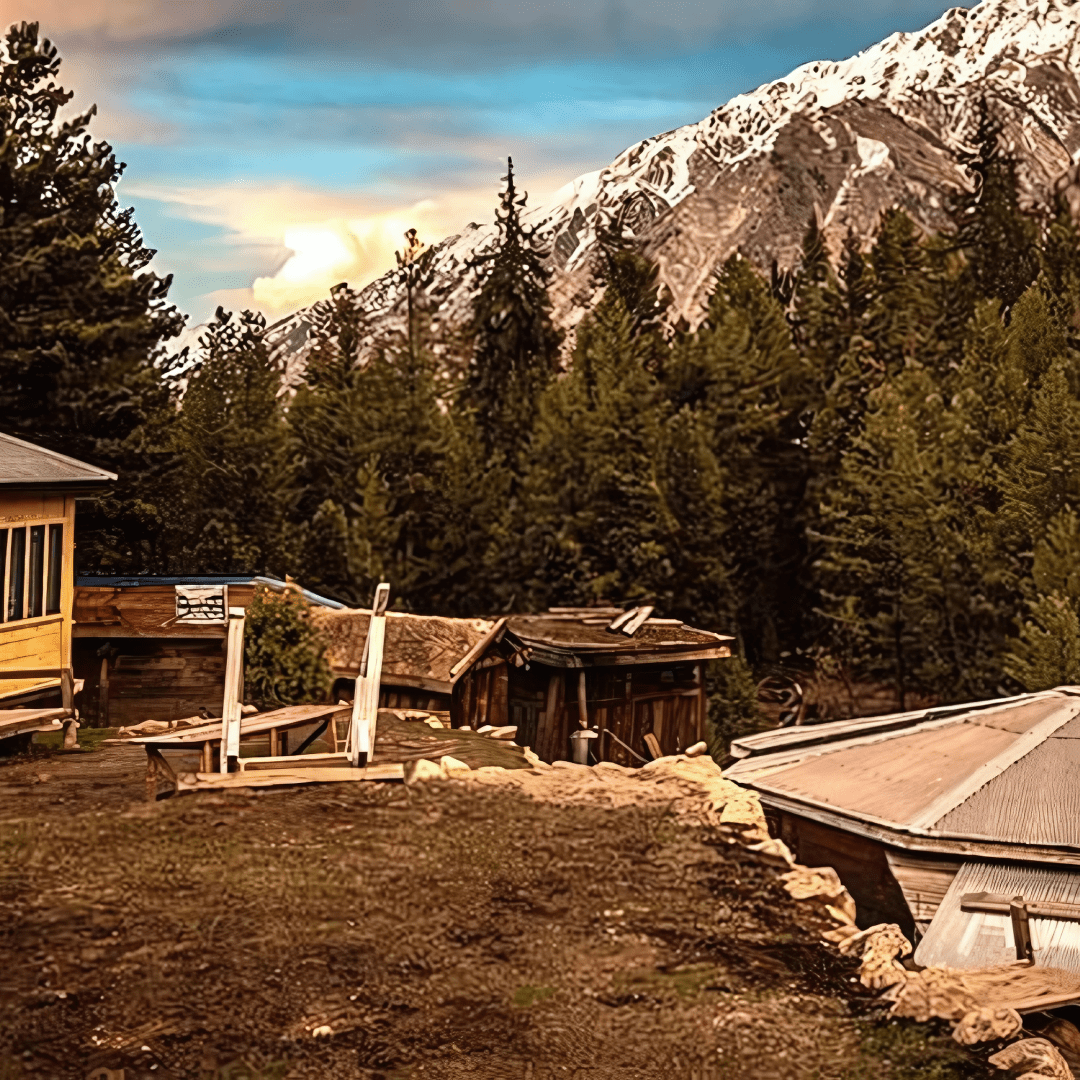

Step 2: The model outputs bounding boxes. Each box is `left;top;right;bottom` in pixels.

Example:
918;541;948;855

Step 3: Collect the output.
126;703;351;793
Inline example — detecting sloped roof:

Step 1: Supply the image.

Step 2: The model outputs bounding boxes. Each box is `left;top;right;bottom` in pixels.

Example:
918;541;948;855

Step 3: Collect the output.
725;688;1080;856
915;861;1080;973
505;610;732;665
311;609;497;692
0;431;116;489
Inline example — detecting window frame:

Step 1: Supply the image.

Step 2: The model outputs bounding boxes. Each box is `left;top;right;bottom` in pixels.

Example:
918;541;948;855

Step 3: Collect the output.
0;517;68;627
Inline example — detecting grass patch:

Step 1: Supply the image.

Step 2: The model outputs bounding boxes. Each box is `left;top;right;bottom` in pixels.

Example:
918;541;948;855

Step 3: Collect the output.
847;1016;982;1080
512;984;555;1008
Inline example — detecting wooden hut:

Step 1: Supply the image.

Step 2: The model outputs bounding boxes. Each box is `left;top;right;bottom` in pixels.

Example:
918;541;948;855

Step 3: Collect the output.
313;605;732;764
725;688;1080;972
0;433;115;743
72;575;344;727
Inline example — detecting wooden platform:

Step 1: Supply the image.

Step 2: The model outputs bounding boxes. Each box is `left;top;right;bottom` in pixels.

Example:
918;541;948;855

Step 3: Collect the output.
0;707;70;740
174;762;404;793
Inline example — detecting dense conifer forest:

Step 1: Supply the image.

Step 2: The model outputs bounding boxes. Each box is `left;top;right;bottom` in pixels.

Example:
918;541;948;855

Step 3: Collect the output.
6;21;1080;730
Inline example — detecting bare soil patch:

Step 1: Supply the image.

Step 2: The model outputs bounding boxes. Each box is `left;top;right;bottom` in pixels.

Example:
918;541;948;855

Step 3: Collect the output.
0;740;979;1080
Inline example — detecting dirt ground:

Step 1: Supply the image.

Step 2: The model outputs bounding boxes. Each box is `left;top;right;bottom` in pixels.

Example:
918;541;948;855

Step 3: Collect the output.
0;736;981;1080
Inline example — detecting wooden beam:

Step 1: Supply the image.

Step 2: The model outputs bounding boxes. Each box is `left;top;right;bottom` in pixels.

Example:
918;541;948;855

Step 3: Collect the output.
349;583;389;766
449;617;508;680
576;670;588;730
220;607;245;773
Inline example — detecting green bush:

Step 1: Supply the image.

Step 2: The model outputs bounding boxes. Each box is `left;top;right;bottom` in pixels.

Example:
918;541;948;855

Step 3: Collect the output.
242;585;333;710
705;655;765;763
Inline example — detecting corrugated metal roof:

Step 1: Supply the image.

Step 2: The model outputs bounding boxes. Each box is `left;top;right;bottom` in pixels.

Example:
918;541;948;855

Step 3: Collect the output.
725;689;1080;849
915;861;1080;973
0;432;116;486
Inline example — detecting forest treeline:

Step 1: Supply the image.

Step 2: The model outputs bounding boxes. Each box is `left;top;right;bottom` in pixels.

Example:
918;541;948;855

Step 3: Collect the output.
6;22;1080;717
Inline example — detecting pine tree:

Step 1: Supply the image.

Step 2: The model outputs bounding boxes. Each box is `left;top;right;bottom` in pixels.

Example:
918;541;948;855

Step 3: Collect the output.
813;368;977;705
177;308;291;575
287;281;455;609
0;22;185;571
955;100;1041;313
1004;509;1080;691
509;277;682;611
665;255;807;660
463;158;562;466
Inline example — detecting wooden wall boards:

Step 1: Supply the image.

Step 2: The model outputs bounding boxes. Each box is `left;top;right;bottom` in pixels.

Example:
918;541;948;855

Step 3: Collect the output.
0;432;114;722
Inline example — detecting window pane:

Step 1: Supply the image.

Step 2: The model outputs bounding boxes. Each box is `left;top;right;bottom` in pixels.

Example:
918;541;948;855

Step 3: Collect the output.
46;524;63;616
28;525;45;618
7;528;25;621
0;530;6;623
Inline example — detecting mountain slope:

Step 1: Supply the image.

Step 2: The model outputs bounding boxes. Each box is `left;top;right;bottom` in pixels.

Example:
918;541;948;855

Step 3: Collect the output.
269;0;1080;372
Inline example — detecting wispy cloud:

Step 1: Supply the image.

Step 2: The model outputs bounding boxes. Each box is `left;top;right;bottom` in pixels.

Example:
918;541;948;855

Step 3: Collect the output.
2;0;978;328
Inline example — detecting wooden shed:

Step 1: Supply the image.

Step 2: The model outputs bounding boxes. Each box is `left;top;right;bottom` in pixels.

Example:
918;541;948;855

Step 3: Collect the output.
313;605;733;764
72;575;344;728
1;433;115;740
725;687;1080;970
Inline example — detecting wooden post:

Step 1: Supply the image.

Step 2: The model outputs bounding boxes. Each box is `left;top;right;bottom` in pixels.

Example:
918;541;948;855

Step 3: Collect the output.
60;667;74;713
576;671;588;730
349;583;389;766
1011;896;1034;963
220;607;246;773
98;656;110;726
694;664;706;745
270;727;280;757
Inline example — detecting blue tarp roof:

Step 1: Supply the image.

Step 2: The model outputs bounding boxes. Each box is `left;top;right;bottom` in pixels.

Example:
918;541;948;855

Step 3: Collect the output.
75;574;345;610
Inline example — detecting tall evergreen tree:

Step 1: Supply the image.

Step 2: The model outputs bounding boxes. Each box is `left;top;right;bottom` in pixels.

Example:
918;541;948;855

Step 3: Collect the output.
954;100;1041;313
462;158;562;466
0;22;185;571
177;308;291;575
665;255;808;659
287;282;454;609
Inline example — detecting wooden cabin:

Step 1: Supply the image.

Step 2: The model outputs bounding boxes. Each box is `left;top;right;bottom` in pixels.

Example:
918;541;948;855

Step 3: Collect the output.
313;605;733;764
0;433;115;739
726;688;1080;972
72;575;344;727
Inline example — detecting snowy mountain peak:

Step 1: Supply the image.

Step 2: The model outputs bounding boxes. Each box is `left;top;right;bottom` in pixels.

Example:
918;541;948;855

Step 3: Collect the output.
269;0;1080;371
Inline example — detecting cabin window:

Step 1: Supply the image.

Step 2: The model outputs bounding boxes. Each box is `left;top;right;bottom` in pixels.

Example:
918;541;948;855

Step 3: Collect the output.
6;527;26;621
28;525;45;618
46;525;63;615
0;522;65;623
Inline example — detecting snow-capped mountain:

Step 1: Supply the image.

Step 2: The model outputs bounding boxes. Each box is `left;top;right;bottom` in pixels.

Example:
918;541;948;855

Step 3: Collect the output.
269;0;1080;373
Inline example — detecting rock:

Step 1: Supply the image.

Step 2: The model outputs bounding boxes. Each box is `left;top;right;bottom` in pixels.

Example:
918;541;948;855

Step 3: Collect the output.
439;755;471;773
404;758;446;784
989;1038;1073;1080
952;1007;1023;1046
838;924;912;990
684;741;708;758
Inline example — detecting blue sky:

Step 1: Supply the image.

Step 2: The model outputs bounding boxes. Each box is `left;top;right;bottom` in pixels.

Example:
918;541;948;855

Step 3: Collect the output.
1;0;978;331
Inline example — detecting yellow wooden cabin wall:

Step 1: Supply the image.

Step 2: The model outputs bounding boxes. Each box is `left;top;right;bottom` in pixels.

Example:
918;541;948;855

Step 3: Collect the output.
0;491;76;701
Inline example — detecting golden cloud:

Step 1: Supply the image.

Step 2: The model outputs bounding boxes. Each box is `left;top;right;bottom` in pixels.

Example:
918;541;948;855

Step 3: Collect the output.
126;175;567;322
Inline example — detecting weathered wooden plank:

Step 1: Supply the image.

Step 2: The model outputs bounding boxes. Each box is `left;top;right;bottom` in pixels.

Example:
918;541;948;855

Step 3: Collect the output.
220;608;245;772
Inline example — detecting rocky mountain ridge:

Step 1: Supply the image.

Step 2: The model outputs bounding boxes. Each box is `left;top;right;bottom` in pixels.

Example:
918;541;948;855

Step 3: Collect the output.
268;0;1080;374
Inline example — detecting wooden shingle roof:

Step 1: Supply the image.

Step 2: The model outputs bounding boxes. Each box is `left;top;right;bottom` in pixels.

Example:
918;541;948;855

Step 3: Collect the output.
0;431;116;490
